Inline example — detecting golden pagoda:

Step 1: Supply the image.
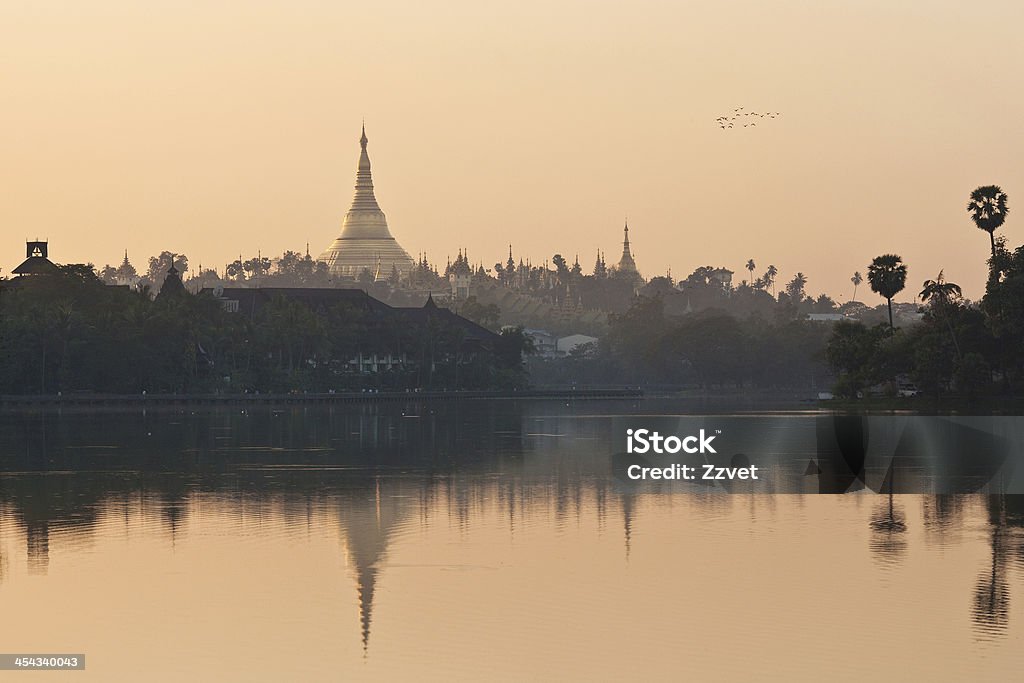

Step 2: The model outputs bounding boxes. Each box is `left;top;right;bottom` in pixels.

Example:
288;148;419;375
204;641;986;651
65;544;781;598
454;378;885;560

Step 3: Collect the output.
319;125;415;278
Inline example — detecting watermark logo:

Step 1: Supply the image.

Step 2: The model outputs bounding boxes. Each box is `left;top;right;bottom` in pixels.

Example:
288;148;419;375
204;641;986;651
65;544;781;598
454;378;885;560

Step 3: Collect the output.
626;428;719;454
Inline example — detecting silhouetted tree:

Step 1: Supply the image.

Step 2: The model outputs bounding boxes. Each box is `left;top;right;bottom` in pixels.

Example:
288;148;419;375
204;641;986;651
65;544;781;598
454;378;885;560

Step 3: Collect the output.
968;185;1009;259
919;270;963;359
868;254;907;336
764;264;778;297
785;272;807;303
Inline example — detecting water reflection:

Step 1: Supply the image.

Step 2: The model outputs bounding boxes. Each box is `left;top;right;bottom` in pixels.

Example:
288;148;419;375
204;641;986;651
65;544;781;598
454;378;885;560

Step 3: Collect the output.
868;463;908;568
1;404;1023;680
3;472;1023;651
971;496;1024;639
923;494;965;537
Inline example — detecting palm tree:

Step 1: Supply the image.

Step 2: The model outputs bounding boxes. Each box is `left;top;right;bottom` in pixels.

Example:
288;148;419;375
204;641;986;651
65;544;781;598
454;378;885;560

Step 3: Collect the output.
920;270;963;359
920;270;962;309
764;264;778;297
745;259;756;286
851;271;862;303
868;254;907;336
967;185;1009;258
785;272;808;303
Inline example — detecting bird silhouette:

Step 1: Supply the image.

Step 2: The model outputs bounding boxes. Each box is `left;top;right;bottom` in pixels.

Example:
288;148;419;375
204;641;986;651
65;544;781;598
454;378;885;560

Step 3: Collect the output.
715;107;782;129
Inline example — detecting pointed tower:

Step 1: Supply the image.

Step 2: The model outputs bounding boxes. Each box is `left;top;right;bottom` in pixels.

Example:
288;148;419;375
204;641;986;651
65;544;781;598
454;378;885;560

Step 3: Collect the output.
156;256;186;300
615;220;639;276
319;125;415;278
593;249;606;278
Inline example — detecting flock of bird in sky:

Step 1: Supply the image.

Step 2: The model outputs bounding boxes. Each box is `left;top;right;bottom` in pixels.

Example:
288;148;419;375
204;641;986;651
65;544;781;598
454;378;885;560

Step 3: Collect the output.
716;107;781;129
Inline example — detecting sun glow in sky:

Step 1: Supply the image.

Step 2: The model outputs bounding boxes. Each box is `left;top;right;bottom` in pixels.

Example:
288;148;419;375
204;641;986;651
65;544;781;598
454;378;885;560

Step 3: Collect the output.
2;0;1022;299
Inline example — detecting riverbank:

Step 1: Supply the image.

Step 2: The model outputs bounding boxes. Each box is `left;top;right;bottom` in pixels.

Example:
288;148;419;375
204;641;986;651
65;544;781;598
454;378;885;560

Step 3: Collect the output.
819;395;1024;414
0;388;643;409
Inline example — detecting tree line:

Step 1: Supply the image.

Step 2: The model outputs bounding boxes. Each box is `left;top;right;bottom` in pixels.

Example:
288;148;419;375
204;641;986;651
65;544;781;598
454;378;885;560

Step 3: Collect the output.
826;185;1018;398
0;268;533;395
528;295;834;390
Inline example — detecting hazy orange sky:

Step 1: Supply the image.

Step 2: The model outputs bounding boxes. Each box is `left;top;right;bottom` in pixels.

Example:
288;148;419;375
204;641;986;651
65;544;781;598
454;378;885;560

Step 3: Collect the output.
3;0;1022;300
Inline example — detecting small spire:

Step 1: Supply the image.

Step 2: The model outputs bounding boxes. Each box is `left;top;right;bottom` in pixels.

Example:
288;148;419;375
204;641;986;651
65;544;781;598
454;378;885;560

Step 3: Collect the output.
360;121;368;149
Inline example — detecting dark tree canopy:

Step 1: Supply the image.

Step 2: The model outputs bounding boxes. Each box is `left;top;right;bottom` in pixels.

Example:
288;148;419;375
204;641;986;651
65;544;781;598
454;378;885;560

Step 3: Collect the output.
968;185;1009;255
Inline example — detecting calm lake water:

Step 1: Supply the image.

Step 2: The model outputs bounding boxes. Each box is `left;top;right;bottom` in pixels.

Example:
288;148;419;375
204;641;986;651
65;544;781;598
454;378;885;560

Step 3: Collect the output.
1;400;1022;681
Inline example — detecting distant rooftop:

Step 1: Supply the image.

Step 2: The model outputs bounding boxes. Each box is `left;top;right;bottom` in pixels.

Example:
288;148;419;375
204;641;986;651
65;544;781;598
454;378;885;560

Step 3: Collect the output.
11;240;59;276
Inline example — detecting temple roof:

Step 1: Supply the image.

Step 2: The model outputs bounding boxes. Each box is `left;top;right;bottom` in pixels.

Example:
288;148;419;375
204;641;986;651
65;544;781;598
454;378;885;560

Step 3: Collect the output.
12;240;59;276
201;287;500;347
156;262;186;300
12;256;60;276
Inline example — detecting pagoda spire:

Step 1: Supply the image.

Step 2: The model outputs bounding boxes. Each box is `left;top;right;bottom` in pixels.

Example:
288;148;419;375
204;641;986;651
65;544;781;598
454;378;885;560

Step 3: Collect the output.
615;219;639;275
317;124;414;277
351;124;380;212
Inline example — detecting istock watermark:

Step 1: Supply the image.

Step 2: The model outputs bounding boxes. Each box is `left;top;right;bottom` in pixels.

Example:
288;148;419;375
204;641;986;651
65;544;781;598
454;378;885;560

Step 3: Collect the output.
626;428;719;454
621;426;760;482
612;415;1024;494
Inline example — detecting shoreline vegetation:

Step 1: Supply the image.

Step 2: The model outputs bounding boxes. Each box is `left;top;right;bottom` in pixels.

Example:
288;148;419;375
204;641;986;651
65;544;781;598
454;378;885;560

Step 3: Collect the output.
1;186;1019;401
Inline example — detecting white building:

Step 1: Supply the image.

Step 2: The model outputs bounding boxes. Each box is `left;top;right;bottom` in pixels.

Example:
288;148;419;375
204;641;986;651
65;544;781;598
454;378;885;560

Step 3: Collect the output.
557;334;598;356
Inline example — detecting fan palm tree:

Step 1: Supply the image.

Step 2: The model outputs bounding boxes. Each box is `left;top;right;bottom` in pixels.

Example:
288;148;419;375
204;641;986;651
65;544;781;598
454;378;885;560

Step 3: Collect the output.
745;259;756;286
867;254;907;336
967;185;1009;258
851;271;862;303
920;270;963;359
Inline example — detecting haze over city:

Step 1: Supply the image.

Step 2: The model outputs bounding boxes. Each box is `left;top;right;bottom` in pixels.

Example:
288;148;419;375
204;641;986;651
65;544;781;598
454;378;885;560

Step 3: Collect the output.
4;0;1023;300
